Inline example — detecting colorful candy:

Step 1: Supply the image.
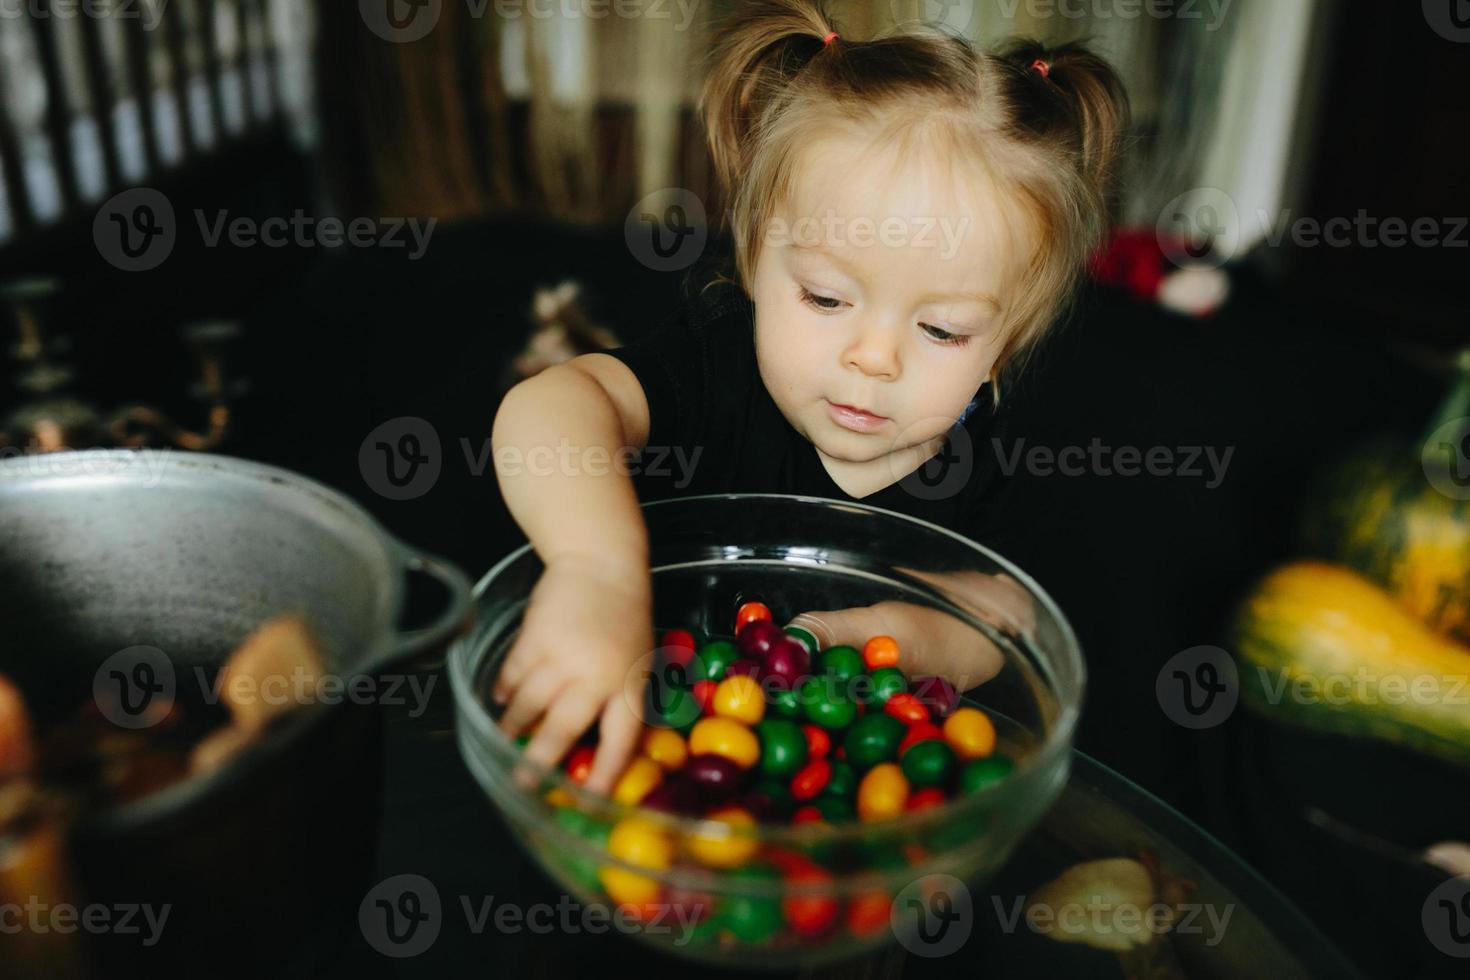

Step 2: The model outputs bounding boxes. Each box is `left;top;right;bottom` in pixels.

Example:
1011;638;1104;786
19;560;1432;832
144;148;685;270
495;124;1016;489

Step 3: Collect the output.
943;706;997;760
861;635;900;670
686;806;760;868
856;762;909;822
712;674;766;726
755;719;807;779
519;599;1026;953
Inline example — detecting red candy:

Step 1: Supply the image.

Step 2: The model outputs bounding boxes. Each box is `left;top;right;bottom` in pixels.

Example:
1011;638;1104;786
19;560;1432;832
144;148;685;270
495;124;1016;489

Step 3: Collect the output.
659;629;698;668
792;805;825;825
883;692;930;726
803;725;830;759
898;722;945;756
907;787;947;812
692;679;717;714
565;746;596;784
790;759;832;801
783;867;839;936
735;601;773;632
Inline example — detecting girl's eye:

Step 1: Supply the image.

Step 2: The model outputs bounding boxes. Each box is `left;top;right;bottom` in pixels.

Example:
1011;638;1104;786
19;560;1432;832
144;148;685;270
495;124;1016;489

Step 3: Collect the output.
798;286;845;312
922;323;971;347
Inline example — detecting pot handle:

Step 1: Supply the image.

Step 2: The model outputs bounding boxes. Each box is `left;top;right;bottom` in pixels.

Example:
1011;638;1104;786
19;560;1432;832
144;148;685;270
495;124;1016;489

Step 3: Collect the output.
390;548;475;658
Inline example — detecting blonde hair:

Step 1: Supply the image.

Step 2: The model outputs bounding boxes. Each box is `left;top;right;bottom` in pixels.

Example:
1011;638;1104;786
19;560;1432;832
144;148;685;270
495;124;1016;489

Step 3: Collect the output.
698;0;1130;392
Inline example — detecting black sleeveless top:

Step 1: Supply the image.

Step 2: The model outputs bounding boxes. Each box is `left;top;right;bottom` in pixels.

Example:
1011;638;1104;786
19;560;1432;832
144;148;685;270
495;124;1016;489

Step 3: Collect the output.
604;255;1018;553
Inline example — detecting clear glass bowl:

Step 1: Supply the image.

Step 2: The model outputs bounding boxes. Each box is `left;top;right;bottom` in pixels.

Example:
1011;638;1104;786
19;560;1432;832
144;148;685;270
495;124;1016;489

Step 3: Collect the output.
449;494;1083;968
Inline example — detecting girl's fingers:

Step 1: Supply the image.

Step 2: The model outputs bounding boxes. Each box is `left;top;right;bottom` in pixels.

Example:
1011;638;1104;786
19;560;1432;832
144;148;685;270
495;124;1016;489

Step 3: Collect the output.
519;693;598;787
787;605;899;653
493;633;542;705
584;692;642;796
499;669;561;739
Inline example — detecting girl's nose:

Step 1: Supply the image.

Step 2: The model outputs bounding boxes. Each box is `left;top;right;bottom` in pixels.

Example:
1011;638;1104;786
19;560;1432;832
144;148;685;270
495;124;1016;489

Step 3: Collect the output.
841;324;900;381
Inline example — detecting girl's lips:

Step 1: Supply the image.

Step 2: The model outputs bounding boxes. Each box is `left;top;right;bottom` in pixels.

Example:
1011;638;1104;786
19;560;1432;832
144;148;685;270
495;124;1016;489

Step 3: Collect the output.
826;400;889;433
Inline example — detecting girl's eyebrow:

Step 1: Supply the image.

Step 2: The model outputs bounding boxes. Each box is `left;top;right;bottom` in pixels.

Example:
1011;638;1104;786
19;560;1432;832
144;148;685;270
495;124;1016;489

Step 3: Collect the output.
788;243;1001;312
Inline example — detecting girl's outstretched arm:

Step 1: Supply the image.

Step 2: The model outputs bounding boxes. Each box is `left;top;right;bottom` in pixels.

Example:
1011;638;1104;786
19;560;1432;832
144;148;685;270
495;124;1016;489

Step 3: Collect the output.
489;354;656;794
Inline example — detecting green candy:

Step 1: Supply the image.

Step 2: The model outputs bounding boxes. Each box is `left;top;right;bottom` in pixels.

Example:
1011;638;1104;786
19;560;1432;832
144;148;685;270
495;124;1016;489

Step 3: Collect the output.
751;778;795;818
690;640;739;683
650;683;701;731
823;759;856;799
722;862;782;944
756;719;808;779
844;713;905;770
901;739;956;787
817;644;865;682
799;676;858;731
960;755;1015;794
767;686;804;720
784;625;819;655
514;733;531;749
553;807;609;892
867;667;908;706
813;794;854;823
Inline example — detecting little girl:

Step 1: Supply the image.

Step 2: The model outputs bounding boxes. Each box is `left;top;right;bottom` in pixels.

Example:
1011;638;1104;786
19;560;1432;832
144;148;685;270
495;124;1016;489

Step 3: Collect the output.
489;0;1128;793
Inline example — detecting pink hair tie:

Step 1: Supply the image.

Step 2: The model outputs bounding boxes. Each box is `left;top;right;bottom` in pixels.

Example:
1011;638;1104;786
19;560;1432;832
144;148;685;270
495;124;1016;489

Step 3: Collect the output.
1030;58;1051;78
822;31;838;46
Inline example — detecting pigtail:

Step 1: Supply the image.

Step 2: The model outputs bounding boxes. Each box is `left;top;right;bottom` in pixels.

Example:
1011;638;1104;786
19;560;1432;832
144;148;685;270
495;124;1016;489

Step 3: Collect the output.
698;0;838;198
998;39;1130;192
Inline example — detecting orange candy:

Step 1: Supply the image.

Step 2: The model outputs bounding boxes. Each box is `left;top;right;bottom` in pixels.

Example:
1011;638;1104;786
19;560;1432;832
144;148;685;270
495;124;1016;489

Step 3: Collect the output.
943;706;997;760
735;601;773;632
862;635;900;670
847;890;892;936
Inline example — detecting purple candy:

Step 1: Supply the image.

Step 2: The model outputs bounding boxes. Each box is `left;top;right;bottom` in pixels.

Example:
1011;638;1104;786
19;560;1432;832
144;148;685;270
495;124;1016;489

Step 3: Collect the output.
912;675;960;719
758;637;811;691
736;619;785;660
682;753;745;803
641;773;700;815
726;657;762;680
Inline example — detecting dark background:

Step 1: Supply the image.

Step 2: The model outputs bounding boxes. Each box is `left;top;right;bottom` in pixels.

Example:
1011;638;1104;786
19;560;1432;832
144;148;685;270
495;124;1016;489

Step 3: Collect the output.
2;3;1467;977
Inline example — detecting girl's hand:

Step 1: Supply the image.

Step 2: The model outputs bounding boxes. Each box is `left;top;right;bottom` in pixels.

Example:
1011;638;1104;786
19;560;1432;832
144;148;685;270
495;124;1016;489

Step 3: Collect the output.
787;570;1036;691
491;555;652;795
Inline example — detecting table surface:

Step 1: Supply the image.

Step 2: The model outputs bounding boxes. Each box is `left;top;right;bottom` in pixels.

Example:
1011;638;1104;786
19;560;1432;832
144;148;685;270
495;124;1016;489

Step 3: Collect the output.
315;669;1359;980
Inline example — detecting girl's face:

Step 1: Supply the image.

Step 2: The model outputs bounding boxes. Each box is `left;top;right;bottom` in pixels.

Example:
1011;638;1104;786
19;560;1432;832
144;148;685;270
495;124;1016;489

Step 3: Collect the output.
751;131;1028;493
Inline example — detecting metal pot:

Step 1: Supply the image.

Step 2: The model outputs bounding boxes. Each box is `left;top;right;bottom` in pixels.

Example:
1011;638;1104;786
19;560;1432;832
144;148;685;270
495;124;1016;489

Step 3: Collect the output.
0;449;473;975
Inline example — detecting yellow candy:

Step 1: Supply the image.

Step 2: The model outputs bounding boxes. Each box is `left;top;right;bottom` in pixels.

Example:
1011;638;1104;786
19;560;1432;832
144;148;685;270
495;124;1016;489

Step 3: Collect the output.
641;727;688;770
543;787;575;808
942;707;997;760
684;806;759;869
612;756;664;806
600;817;673;906
711;674;766;726
857;762;909;822
688;717;760;769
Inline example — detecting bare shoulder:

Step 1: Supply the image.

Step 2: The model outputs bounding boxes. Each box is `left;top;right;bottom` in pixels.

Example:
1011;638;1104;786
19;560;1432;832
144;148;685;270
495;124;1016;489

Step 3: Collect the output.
565;352;651;449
